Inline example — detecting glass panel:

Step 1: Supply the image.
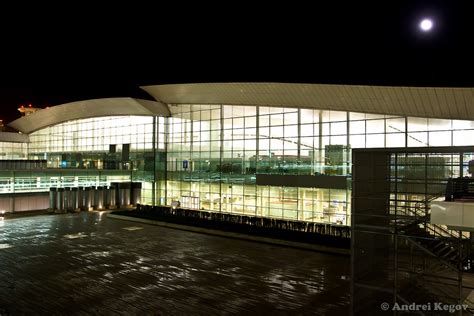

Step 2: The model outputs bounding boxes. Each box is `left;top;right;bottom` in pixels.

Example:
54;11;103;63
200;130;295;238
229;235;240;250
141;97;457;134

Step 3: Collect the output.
408;117;428;132
366;134;384;148
350;121;365;134
350;112;366;120
407;132;428;147
331;122;347;135
386;117;405;133
301;109;318;124
386;133;405;147
366;119;385;134
428;118;451;131
429;131;452;146
350;135;366;148
301;124;314;137
285;112;298;124
453;130;474;146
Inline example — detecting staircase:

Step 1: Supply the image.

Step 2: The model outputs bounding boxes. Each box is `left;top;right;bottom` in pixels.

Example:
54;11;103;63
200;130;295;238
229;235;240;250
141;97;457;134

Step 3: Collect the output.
392;194;474;312
402;221;469;269
395;193;471;270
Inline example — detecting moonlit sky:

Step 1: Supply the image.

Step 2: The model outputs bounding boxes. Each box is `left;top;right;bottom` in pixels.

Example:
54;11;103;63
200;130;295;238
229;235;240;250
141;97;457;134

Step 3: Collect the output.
0;1;472;123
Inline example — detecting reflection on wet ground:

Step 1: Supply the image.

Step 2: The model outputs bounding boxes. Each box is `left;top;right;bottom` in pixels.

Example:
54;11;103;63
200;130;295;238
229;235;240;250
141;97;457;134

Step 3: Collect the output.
0;212;349;315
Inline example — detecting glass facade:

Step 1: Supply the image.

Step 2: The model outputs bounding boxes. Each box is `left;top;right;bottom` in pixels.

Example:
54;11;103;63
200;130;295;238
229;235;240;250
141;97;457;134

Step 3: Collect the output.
2;104;474;225
28;116;162;165
164;105;474;226
0;141;27;159
1;116;166;205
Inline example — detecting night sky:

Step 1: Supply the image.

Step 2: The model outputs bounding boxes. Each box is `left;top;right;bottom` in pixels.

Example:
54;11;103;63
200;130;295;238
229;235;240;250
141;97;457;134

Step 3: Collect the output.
1;1;472;123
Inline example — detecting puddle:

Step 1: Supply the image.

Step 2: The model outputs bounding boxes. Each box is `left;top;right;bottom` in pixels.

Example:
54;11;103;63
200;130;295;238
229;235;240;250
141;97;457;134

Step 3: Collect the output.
64;233;88;239
122;227;144;231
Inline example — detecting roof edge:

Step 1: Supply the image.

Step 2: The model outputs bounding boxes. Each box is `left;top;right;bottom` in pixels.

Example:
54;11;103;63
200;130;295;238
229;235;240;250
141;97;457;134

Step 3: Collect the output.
8;97;170;134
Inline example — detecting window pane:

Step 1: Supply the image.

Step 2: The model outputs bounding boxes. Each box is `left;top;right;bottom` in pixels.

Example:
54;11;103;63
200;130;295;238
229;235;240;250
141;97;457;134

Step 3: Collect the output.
366;120;385;133
429;131;451;146
350;121;365;134
386;133;405;147
386;117;405;133
453;130;474;146
301;109;318;123
366;134;384;148
350;135;365;148
408;132;428;147
408;117;428;132
331;122;347;135
428;118;451;131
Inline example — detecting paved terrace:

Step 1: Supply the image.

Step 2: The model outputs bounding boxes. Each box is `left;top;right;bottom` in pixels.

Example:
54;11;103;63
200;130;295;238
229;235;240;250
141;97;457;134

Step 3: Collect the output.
0;212;349;315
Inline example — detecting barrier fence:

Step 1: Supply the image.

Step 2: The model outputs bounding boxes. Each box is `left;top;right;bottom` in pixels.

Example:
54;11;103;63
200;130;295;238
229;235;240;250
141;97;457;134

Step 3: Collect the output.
114;205;351;249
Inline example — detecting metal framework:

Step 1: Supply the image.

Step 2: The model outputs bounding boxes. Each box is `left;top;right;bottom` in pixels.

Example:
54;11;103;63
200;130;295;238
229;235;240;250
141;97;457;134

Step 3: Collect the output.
352;146;474;315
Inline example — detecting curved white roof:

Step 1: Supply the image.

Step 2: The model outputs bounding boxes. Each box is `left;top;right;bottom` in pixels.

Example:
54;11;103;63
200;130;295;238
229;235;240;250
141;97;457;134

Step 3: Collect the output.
9;97;170;134
142;82;474;120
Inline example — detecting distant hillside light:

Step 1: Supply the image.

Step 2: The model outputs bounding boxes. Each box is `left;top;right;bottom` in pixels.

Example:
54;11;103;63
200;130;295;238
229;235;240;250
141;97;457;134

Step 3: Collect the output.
420;18;433;31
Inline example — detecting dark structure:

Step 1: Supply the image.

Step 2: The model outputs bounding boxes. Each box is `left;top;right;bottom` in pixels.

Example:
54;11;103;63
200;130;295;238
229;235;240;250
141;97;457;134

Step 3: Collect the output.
351;146;474;315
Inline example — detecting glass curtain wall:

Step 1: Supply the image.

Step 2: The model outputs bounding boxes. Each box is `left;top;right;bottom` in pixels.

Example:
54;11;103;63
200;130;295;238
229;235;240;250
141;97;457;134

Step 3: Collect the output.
165;105;222;211
164;104;474;226
4;105;474;223
165;105;352;224
26;115;164;204
0;142;28;159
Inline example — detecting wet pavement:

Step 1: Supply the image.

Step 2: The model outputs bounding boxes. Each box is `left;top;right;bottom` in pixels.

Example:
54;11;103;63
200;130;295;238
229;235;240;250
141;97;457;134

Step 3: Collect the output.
0;212;350;315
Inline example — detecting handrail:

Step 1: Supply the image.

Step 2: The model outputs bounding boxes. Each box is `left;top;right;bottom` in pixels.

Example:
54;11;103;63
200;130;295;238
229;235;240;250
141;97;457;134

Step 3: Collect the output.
405;236;460;272
395;197;472;270
414;190;446;211
427;223;465;240
401;205;465;240
396;191;467;241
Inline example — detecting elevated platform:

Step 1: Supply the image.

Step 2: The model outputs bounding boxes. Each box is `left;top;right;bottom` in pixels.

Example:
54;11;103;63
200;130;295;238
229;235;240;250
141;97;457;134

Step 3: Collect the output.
431;200;474;231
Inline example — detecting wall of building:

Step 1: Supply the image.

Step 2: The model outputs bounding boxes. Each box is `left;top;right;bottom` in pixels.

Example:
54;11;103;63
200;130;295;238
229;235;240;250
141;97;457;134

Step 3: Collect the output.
0;116;166;207
0;141;28;159
2;104;474;224
0;192;49;212
164;104;474;226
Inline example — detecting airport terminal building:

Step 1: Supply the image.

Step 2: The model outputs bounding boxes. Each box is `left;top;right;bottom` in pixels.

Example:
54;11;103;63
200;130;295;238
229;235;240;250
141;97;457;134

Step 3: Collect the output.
1;83;473;227
4;82;474;313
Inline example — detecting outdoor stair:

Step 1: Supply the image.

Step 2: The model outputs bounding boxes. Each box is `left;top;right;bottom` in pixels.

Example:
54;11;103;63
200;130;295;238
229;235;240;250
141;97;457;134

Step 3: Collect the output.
400;221;469;269
388;195;474;312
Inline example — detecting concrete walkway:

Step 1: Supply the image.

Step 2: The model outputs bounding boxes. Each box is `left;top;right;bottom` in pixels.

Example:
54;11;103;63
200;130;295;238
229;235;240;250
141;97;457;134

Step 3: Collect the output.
0;212;350;315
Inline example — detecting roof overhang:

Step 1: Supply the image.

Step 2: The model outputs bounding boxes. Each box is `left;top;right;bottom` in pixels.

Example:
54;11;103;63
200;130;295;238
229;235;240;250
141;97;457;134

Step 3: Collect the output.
8;97;170;134
141;82;474;120
0;132;29;143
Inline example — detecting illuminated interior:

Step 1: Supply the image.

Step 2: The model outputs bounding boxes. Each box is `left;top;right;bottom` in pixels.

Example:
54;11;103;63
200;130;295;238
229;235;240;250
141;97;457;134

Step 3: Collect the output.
1;102;474;225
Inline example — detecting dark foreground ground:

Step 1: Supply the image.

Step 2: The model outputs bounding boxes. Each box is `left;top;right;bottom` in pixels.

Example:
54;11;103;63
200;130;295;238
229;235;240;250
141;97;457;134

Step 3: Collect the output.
0;212;349;315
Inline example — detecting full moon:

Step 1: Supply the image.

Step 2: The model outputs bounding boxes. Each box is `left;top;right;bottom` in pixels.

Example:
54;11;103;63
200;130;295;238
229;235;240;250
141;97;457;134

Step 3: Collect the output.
420;19;433;31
